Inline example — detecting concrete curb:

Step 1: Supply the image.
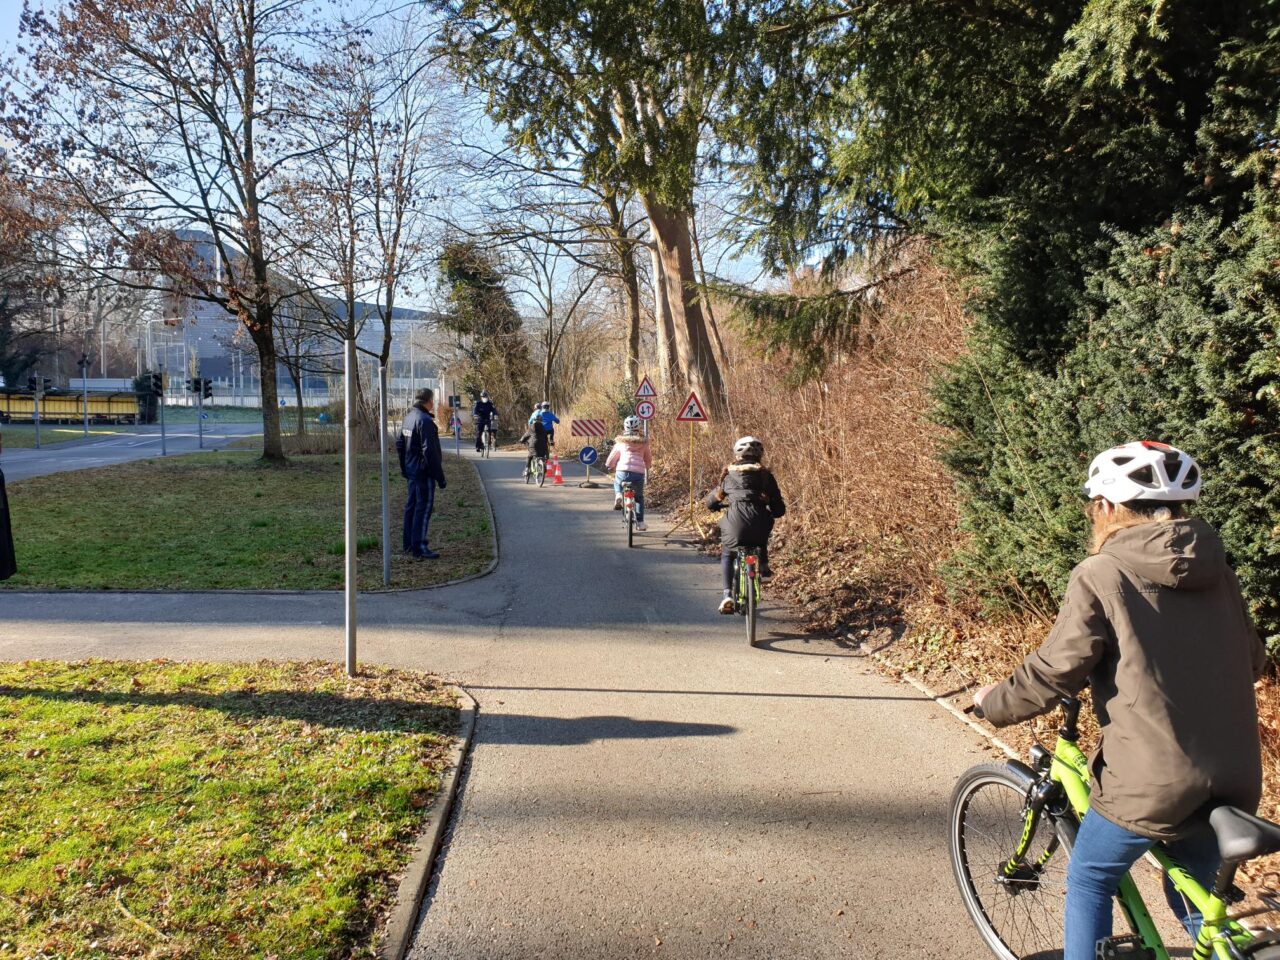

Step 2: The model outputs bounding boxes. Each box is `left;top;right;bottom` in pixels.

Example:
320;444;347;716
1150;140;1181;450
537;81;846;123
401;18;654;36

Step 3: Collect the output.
0;456;501;599
377;685;478;960
869;651;1020;761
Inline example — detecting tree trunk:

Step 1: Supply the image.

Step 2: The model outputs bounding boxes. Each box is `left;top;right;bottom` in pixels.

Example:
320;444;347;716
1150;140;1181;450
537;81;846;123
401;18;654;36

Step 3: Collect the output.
293;366;305;435
643;196;725;409
251;315;285;464
690;212;729;368
604;191;641;385
649;244;677;395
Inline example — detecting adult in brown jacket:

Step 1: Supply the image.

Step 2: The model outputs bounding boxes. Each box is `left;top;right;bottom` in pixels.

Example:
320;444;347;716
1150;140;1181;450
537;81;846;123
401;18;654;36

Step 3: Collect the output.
975;441;1264;960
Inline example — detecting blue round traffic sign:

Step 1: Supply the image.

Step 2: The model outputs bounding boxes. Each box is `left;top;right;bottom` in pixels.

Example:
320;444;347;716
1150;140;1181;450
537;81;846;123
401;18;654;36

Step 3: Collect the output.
579;446;599;466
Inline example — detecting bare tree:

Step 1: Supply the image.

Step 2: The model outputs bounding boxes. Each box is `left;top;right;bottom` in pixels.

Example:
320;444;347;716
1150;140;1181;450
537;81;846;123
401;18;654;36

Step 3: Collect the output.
4;0;340;462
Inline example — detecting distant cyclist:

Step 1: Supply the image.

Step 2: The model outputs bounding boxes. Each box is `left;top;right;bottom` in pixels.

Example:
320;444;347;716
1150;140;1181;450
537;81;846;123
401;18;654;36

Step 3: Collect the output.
605;415;652;531
973;441;1264;960
472;391;498;453
707;436;786;613
528;400;560;444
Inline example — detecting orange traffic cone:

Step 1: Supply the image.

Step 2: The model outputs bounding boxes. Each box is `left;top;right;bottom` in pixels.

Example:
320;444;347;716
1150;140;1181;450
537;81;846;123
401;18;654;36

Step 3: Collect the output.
552;456;565;485
545;456;554;478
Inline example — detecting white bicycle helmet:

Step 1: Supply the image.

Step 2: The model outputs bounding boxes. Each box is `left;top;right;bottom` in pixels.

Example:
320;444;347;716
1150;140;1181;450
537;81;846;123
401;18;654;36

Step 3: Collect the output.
1083;441;1202;503
623;415;642;434
733;436;764;461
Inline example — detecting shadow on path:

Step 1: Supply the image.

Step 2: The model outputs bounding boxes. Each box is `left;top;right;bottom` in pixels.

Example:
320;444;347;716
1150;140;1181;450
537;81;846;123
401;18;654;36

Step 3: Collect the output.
467;683;929;703
478;713;736;746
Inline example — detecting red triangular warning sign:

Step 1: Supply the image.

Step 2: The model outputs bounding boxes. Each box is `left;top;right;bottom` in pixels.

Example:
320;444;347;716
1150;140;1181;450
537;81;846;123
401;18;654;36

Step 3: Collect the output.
676;390;708;422
634;376;657;399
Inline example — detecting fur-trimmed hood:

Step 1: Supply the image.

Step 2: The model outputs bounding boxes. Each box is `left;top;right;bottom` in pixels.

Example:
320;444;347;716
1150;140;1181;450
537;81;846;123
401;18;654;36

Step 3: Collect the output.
615;434;648;445
727;461;763;473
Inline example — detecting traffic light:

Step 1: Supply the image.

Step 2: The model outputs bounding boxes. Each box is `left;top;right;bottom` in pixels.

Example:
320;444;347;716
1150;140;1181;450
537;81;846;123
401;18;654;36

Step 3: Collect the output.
185;378;195;393
201;379;213;400
27;376;51;393
77;353;89;371
26;376;35;391
148;372;163;396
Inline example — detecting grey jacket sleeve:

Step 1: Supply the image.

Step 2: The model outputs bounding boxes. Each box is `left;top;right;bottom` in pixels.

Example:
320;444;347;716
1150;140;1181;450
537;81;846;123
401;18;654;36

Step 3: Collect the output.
983;566;1110;727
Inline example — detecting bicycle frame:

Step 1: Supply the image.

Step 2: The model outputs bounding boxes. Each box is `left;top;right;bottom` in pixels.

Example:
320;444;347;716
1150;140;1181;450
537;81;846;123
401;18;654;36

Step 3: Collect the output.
1005;706;1255;960
734;548;761;610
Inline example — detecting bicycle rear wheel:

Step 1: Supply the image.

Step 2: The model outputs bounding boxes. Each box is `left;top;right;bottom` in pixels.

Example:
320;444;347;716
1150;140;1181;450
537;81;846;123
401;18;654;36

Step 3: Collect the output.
950;764;1072;960
536;458;546;487
745;557;758;645
627;507;634;547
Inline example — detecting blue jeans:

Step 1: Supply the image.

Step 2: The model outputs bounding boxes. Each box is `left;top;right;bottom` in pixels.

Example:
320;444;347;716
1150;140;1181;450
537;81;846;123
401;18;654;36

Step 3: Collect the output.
1065;809;1221;960
614;471;645;521
402;476;436;556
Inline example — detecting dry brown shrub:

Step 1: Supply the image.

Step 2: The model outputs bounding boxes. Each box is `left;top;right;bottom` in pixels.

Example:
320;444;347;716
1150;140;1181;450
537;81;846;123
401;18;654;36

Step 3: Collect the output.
645;251;970;634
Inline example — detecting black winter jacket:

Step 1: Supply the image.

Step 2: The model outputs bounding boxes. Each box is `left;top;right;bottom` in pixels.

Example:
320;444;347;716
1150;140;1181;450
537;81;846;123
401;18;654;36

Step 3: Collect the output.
396;405;446;485
519;421;550;458
706;462;786;549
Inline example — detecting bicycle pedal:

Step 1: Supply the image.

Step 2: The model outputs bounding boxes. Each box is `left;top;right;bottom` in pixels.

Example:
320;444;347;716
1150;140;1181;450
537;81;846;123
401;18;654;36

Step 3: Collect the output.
1096;935;1156;960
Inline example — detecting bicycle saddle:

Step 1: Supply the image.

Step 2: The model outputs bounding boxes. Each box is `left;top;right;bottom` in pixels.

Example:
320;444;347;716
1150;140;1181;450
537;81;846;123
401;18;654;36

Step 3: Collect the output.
1210;806;1280;864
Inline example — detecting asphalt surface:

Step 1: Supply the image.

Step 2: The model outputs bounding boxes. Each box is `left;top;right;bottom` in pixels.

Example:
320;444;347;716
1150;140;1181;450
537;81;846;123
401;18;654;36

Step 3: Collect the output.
1;450;1009;958
0;421;264;481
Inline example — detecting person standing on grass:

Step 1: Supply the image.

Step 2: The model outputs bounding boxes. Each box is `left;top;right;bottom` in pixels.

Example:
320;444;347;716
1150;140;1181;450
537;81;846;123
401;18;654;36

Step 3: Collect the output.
395;388;447;560
0;430;14;580
973;441;1263;960
605;415;652;531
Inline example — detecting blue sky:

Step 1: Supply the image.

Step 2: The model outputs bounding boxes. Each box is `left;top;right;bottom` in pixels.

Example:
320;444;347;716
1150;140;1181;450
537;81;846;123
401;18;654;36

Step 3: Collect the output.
0;2;21;53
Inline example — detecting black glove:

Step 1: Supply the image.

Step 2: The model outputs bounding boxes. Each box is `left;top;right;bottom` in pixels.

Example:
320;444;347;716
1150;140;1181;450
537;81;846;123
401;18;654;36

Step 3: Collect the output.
438;476;447;490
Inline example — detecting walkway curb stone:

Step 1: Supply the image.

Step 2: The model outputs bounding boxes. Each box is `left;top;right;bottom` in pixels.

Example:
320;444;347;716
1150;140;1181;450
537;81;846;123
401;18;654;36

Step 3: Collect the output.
378;684;478;960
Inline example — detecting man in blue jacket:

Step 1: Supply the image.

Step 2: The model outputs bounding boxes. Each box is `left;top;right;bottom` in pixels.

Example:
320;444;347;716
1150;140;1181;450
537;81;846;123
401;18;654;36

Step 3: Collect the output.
395;388;447;559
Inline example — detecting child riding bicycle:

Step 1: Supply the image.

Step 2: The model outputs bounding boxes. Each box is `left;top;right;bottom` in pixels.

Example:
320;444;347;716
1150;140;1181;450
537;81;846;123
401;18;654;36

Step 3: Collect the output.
706;436;786;615
974;441;1265;960
605;415;651;531
518;415;551;479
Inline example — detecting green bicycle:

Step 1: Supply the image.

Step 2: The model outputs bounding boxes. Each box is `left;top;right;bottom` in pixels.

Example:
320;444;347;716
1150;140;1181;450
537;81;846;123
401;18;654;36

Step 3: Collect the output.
730;546;762;646
952;697;1280;960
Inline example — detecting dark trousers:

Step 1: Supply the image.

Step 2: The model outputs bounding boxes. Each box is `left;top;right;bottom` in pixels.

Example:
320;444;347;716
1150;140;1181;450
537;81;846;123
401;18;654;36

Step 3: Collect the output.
402;476;436;556
721;545;769;591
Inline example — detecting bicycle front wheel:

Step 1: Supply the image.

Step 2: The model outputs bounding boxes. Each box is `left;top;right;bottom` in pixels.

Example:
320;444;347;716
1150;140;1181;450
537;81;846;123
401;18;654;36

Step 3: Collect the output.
950;764;1072;960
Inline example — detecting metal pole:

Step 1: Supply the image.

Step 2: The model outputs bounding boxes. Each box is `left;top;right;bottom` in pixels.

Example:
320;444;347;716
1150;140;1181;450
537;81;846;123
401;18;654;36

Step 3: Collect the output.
82;368;89;437
343;336;358;677
378;363;390;587
158;363;167;456
33;373;41;449
197;386;204;449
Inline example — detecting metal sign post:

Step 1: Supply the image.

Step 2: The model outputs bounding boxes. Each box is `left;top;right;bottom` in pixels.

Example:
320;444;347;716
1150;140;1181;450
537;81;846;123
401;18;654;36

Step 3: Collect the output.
33;372;41;449
343;336;359;677
79;354;90;438
578;445;601;488
666;391;709;538
196;384;204;449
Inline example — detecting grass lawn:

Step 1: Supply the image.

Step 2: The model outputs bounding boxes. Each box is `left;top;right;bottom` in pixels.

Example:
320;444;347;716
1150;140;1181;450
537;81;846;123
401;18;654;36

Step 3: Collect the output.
0;659;457;959
1;424;134;449
2;452;491;590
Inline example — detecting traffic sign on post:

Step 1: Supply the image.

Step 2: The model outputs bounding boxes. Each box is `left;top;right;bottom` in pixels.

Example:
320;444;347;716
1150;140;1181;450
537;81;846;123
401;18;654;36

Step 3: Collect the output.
578;443;602;489
635;399;655;420
634;376;657;399
676;391;708;422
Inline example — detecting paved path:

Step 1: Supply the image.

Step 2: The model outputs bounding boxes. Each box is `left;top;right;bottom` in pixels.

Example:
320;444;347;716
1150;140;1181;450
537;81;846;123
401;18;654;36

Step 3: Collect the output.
0;422;263;481
1;450;1001;958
